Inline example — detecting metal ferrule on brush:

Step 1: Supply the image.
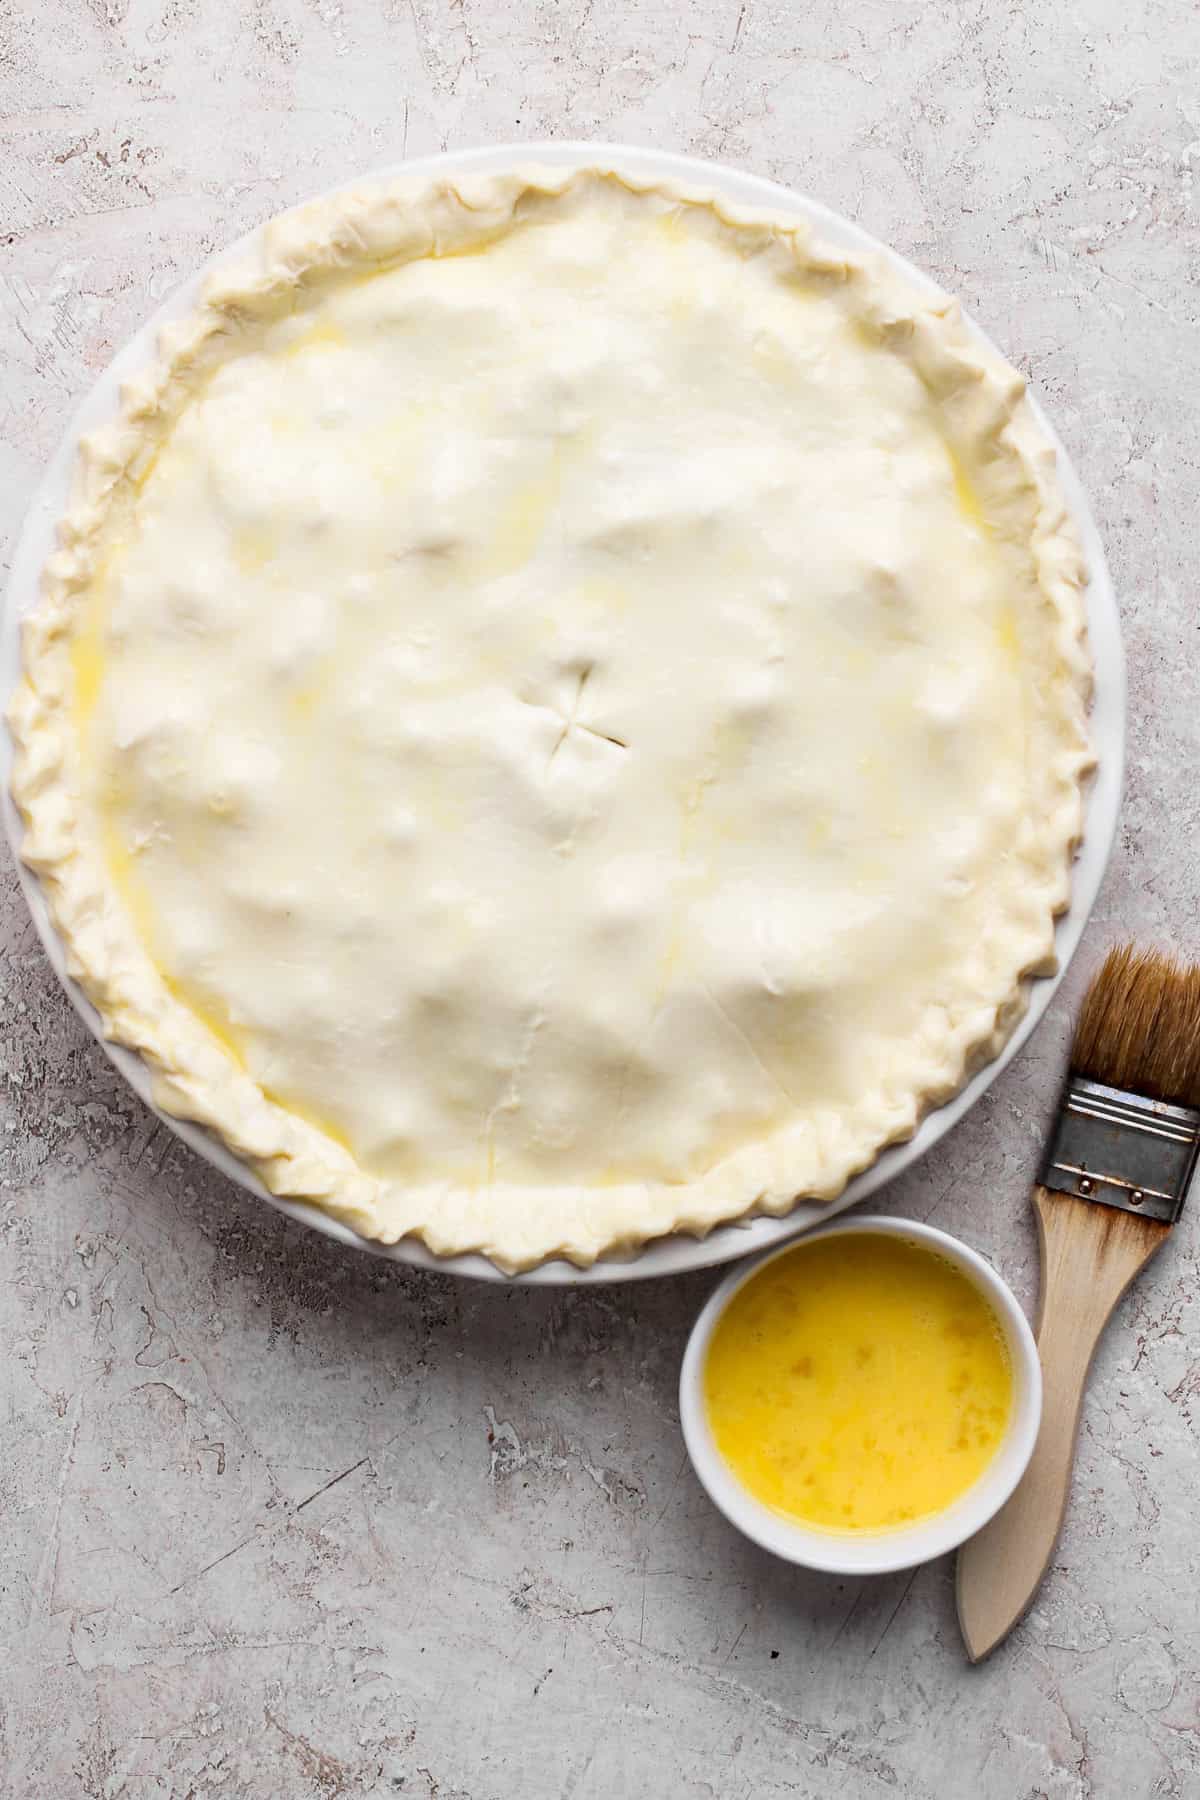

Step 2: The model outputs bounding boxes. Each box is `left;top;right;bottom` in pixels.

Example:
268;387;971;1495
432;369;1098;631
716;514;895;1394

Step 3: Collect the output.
1040;1076;1200;1224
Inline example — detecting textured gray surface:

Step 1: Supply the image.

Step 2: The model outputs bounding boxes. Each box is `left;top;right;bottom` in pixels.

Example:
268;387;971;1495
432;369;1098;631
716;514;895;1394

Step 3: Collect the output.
2;4;1199;1797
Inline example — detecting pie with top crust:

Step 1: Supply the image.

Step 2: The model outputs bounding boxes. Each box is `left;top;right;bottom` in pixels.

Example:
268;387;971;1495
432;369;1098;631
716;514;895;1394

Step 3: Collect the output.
8;168;1093;1271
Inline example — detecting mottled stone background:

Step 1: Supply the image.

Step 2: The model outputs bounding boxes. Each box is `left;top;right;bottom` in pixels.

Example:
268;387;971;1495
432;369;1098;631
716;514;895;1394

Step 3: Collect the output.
2;3;1198;1796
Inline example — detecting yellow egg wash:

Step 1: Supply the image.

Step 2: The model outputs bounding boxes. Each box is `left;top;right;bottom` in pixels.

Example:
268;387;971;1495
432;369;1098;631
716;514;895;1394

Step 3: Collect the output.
705;1233;1013;1533
948;446;989;536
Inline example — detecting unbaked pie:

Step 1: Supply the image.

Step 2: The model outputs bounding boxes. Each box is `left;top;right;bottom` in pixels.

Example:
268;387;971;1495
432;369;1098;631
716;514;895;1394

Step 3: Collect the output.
8;167;1093;1270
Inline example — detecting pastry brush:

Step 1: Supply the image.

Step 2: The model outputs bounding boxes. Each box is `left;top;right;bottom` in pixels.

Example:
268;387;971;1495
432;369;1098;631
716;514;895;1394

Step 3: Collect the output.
957;944;1200;1661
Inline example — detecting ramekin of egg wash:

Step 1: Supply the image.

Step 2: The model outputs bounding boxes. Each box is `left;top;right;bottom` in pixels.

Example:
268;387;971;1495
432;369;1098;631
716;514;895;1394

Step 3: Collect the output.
679;1216;1042;1575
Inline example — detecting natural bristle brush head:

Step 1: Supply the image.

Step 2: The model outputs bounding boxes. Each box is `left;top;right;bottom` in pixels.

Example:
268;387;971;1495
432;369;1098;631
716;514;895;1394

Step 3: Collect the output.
1071;945;1200;1109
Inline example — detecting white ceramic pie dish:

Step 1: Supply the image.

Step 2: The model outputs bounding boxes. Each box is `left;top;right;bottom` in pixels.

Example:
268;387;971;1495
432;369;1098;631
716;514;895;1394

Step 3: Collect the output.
0;141;1124;1285
678;1216;1043;1573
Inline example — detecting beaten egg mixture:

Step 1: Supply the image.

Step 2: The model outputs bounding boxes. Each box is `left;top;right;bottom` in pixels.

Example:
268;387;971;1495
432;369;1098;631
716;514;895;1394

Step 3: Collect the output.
705;1233;1013;1532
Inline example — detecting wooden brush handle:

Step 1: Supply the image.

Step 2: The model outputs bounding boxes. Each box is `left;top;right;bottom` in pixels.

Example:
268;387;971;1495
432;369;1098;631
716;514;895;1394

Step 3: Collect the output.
956;1186;1171;1663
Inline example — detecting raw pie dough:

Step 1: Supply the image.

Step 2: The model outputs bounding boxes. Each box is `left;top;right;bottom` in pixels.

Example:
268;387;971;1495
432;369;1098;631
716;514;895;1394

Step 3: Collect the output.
9;168;1093;1271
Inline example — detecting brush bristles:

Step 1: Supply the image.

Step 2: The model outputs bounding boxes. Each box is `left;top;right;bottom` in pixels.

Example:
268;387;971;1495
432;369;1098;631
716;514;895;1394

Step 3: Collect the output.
1071;944;1200;1108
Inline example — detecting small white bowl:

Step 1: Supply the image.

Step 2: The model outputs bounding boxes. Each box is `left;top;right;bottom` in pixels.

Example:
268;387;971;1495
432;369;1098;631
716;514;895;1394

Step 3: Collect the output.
679;1214;1042;1575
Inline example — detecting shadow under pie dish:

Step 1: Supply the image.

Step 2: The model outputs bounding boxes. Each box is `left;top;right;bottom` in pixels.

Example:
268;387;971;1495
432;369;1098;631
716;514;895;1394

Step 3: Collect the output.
7;162;1094;1273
